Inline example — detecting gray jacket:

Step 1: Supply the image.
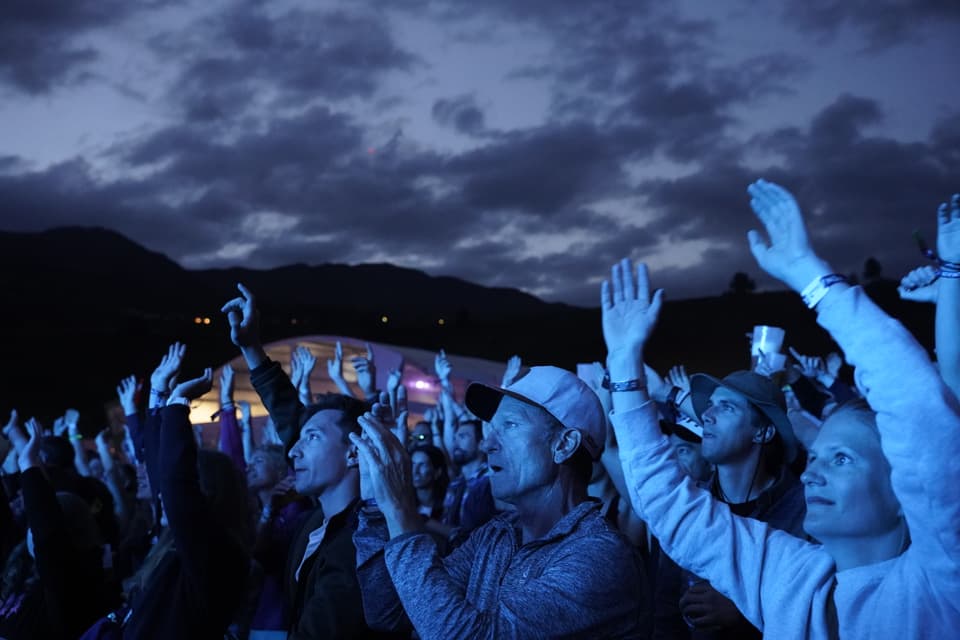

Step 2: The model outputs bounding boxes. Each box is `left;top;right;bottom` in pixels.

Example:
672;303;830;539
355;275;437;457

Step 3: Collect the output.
354;499;650;639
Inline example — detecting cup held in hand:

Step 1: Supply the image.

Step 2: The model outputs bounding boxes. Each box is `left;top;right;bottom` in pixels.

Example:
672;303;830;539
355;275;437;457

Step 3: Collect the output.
750;325;785;357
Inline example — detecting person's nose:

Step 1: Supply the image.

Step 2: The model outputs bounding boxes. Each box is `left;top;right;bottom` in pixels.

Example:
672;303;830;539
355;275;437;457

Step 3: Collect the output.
800;459;826;486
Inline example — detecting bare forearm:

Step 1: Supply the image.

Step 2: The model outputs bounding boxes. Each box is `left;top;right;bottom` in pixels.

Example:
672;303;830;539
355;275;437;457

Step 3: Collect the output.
935;276;960;397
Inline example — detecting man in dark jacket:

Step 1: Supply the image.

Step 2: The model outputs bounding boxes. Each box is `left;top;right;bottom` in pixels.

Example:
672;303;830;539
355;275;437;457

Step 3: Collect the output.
221;283;393;639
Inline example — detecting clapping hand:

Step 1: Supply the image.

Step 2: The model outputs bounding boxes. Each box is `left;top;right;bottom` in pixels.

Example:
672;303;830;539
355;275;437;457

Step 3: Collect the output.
170;368;214;403
350;393;419;537
151;343;187;395
17;417;43;472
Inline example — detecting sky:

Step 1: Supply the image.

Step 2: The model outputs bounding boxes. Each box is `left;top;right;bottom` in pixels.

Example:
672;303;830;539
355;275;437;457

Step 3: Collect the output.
1;0;958;305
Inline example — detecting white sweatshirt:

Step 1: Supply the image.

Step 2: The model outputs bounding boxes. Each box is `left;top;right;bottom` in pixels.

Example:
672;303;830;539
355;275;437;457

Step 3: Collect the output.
612;285;960;639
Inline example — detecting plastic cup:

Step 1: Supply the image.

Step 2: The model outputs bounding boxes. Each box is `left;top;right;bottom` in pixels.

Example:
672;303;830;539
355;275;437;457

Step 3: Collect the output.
751;325;785;357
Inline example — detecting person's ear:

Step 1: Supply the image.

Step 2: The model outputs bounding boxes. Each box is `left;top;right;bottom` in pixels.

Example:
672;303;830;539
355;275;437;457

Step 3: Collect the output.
553;428;582;464
753;424;775;445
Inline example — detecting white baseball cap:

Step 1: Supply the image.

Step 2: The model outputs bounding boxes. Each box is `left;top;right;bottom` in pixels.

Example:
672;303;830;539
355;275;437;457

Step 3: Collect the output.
465;365;606;460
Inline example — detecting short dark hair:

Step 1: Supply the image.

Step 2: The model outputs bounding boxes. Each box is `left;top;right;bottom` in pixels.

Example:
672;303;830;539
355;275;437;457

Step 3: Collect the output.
456;419;483;444
300;393;369;444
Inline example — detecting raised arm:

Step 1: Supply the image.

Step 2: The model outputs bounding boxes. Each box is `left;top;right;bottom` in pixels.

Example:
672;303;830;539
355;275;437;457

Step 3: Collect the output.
748;180;960;566
217;364;246;472
292;346;317;406
934;194;960;397
221;283;304;451
326;340;355;398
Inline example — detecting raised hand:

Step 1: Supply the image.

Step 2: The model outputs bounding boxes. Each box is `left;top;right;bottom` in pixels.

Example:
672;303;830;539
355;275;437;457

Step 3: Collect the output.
151;342;187;395
17;417;43;472
53;416;69;438
220;364;235;407
350;393;419;536
601;258;664;359
937;193;960;263
386;357;405;395
293;346;317;385
220;283;260;348
746;179;831;291
432;350;451;388
290;355;303;390
3;410;28;453
326;340;345;381
898;266;939;303
788;347;826;380
170;368;214;403
501;354;522;388
667;365;691;393
116;375;138;415
351;343;377;397
643;363;671;403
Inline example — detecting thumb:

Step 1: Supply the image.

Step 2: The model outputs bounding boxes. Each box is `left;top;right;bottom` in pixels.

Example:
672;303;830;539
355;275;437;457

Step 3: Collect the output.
747;230;768;264
227;309;241;328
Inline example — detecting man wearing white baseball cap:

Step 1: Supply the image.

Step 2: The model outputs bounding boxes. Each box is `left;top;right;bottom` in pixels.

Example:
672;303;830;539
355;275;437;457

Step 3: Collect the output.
352;366;649;639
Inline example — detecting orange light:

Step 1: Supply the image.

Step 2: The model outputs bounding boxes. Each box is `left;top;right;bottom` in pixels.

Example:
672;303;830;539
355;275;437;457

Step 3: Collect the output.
203;317;211;325
438;318;446;326
381;315;389;324
193;317;202;324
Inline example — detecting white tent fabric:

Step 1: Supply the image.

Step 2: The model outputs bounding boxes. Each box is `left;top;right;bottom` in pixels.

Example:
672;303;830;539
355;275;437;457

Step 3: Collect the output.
190;336;508;441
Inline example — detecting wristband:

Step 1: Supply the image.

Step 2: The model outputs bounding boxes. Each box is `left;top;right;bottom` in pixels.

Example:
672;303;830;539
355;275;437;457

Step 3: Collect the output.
166;397;190;408
800;273;847;309
150;388;169;398
601;370;647;393
938;263;960;279
609;378;646;393
69;434;83;442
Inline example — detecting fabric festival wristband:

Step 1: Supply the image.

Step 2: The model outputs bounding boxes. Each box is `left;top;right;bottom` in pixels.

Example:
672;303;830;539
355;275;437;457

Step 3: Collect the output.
800;273;847;309
938;262;960;279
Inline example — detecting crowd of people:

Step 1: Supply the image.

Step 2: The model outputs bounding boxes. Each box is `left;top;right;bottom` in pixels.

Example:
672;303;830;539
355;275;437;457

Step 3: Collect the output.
0;181;957;639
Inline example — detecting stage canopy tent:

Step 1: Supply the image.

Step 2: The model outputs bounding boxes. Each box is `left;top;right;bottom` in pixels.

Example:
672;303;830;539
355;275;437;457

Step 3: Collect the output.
190;336;508;444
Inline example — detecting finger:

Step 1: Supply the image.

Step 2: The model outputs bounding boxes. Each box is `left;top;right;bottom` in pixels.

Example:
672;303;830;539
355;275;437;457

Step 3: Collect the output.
336;341;342;359
636;262;650;304
611;262;624;303
621;257;635;300
357;414;392;460
939;202;950;226
236;282;255;304
649;288;664;320
746;229;769;263
600;280;613;310
788;346;804;361
397;386;408;412
220;298;245;315
349;431;380;467
366;342;374;360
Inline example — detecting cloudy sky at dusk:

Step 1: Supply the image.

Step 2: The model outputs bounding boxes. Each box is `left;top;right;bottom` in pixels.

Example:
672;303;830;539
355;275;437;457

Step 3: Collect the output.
1;0;958;305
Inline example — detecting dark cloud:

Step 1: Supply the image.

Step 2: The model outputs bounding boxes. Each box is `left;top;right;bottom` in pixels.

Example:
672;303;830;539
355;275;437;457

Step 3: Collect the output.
152;5;417;122
447;121;624;214
635;95;960;298
779;0;960;47
0;0;169;94
432;94;486;135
